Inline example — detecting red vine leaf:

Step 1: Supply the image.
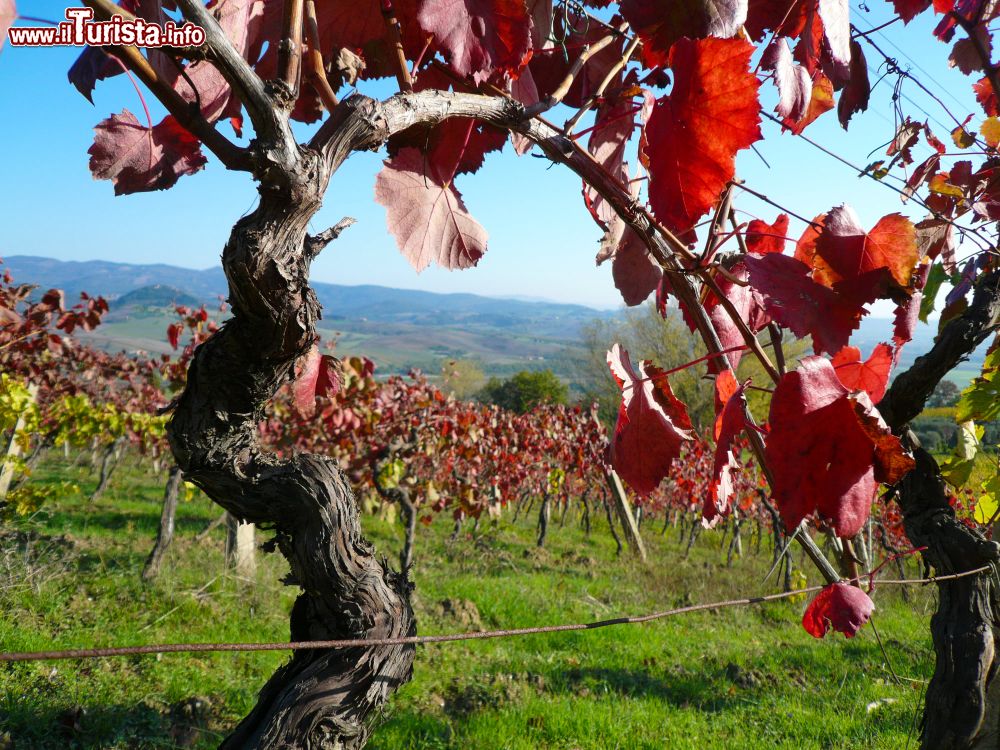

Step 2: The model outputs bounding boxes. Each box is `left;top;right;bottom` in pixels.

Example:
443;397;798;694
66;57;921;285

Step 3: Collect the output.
837;40;870;128
314;0;424;78
852;394;915;484
173;0;257;123
762;38;812;122
166;323;183;350
610;227;662;306
713;369;739;441
607;343;694;495
782;71;834;133
418;0;531;82
598;169;662;306
88;111;208;195
706;374;749;525
0;0;13;51
745;0;809;40
765;356;893;537
831;343;893;402
69;47;123;103
643;37;762;235
375;148;488;272
974;76;998;116
703;261;770;372
802;582;874;638
294;345;322;417
586;83;642;227
816;0;851;72
620;0;748;67
527;0;554;50
890;0;931;23
893;292;921;348
745;213;790;254
744;252;865;354
812;207;919;299
509;67;540;155
949;24;991;74
293;344;342;417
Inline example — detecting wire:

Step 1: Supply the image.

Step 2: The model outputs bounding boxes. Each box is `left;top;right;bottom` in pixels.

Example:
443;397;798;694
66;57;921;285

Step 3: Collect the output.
851;2;971;114
0;565;990;663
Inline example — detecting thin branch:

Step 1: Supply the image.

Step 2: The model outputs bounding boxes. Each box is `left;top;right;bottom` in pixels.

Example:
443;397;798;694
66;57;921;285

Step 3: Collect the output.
173;0;283;148
712;263;750;287
524;25;626;117
768;323;787;377
702;183;735;265
381;0;414;93
729;209;750;257
563;34;641;134
303;0;339;112
276;0;304;94
411;35;435;78
305;217;355;258
80;1;249;171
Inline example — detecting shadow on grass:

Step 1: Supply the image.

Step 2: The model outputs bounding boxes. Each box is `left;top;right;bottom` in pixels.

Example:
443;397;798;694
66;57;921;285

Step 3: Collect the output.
554;665;733;709
0;700;222;749
40;508;214;539
368;713;454;750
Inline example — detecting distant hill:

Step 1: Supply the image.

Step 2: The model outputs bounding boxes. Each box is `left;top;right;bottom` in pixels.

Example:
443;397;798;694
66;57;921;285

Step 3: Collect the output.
2;255;613;380
3;256;229;301
3;255;607;339
3;255;986;387
851;314;989;386
112;285;201;313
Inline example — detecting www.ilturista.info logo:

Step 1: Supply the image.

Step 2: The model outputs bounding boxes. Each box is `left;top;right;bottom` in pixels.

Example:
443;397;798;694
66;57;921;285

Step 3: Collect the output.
7;7;206;48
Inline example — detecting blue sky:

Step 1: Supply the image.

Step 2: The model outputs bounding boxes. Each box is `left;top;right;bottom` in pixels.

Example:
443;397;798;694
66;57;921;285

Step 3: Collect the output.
0;2;985;309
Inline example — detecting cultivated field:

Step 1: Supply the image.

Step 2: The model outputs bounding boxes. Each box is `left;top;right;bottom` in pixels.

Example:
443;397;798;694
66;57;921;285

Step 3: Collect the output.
0;457;935;749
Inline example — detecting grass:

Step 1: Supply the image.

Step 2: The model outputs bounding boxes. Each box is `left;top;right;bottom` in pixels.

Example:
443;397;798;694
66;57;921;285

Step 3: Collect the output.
0;456;938;749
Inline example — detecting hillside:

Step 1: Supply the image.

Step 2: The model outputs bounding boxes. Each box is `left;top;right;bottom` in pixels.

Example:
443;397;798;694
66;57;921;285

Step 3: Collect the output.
3;255;986;387
2;255;611;381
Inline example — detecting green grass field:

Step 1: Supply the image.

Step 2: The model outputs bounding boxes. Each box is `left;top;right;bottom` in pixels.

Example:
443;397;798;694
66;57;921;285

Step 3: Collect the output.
0;457;938;749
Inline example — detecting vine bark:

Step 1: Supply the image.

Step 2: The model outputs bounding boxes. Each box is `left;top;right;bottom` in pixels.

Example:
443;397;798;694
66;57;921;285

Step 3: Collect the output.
879;269;1000;749
166;142;416;746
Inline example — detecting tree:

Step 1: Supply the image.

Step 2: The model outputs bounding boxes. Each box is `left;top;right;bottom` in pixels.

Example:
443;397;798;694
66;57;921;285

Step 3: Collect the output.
440;358;486;399
581;303;711;427
928;379;962;408
478;369;569;413
9;0;1000;746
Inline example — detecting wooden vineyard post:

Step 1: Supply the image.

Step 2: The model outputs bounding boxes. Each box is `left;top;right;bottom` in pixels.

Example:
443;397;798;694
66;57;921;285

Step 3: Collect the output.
0;383;38;503
225;514;257;579
604;469;647;562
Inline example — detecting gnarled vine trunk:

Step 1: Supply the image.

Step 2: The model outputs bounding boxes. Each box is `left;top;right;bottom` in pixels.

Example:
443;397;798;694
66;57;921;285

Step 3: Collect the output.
166;157;415;747
897;445;1000;749
879;268;1000;749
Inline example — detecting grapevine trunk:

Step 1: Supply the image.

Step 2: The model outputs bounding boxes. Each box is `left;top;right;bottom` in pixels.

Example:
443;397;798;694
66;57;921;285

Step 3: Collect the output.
165;163;415;747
